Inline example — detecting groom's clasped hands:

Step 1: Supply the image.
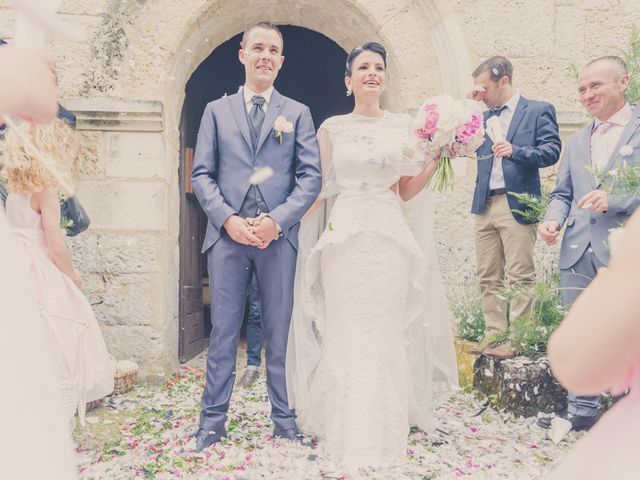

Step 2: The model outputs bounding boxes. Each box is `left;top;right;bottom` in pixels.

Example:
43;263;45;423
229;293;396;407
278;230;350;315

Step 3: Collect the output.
223;213;280;249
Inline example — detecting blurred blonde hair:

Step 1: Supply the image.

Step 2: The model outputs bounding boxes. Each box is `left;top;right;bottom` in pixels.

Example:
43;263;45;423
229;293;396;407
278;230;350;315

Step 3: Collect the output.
1;118;79;196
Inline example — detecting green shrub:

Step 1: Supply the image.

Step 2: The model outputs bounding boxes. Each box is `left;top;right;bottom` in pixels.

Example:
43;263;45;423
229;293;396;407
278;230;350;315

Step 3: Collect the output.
508;186;551;224
448;281;485;343
621;26;640;105
488;272;565;358
589;163;640;196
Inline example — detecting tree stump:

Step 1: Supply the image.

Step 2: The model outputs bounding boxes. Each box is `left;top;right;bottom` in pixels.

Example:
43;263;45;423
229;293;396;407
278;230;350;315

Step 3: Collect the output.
473;355;566;417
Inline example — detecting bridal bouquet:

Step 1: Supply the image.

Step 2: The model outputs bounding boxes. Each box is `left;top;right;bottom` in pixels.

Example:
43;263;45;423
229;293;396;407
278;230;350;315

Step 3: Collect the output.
414;95;485;192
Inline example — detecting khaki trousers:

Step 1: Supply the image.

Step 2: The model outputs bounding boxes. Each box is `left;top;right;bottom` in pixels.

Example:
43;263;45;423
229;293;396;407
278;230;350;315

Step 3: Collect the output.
474;195;536;335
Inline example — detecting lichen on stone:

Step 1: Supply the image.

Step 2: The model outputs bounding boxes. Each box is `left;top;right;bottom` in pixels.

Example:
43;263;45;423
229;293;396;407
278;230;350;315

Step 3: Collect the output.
80;0;142;96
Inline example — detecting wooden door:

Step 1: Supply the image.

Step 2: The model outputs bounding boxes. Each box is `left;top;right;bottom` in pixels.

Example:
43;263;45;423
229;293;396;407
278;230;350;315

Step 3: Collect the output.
178;138;208;362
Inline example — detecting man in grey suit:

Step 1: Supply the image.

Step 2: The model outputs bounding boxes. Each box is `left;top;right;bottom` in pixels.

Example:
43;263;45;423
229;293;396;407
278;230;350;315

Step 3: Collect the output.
190;22;322;451
538;55;640;432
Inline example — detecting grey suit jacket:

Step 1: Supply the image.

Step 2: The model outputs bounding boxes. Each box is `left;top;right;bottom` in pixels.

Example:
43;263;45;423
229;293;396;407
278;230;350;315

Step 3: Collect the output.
544;106;640;269
191;88;322;253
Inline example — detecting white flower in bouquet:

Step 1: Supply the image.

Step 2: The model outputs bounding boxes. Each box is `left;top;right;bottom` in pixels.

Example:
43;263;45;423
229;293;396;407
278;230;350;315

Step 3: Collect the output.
413;96;485;192
414;95;465;148
452;100;485;157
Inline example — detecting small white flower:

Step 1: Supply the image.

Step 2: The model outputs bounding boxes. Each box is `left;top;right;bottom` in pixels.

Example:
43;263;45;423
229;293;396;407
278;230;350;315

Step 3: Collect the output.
619;144;633;157
273;115;294;144
249;167;274;185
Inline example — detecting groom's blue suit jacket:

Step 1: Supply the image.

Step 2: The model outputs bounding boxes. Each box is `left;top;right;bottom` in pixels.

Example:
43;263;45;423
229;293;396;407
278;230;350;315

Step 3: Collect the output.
191;88;322;253
471;96;562;224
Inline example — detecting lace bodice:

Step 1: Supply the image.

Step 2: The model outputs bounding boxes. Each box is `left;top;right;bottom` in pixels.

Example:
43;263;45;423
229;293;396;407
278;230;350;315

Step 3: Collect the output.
318;112;426;198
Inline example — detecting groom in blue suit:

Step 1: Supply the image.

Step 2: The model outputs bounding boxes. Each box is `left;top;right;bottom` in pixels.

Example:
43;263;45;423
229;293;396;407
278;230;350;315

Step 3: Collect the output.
470;56;561;358
191;22;322;451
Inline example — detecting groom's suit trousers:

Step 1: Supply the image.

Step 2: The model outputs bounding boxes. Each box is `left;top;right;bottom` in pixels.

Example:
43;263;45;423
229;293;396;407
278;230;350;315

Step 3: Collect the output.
200;230;297;433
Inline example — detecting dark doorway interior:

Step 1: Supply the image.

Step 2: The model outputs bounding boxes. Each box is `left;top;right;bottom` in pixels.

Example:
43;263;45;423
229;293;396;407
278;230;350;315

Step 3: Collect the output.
178;26;353;362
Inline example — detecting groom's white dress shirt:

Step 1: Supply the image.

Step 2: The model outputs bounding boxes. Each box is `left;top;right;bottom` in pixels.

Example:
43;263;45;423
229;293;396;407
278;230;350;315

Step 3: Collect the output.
489;92;521;191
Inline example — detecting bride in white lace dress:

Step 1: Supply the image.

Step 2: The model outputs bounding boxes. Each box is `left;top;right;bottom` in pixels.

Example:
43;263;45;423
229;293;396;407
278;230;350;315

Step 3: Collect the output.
286;43;459;469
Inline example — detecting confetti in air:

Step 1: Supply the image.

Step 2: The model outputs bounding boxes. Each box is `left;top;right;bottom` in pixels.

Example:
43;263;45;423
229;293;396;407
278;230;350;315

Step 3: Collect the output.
249;167;274;185
9;0;85;47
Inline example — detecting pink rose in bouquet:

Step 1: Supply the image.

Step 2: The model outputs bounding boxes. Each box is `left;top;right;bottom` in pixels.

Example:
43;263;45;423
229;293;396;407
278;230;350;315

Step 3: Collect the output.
452;101;485;157
415;104;440;140
413;95;484;191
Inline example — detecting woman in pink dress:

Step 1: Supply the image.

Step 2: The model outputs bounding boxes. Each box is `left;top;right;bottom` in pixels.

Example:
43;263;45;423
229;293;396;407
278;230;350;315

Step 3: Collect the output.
0;44;78;480
2;118;115;428
546;211;640;479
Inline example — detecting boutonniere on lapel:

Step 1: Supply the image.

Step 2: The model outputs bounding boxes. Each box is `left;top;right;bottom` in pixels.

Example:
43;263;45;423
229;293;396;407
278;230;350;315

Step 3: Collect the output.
619;144;634;159
273;115;294;144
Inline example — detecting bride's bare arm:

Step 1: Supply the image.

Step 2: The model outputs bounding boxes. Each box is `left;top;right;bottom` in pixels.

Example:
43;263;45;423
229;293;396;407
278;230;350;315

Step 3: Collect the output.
303;196;325;217
548;211;640;395
303;124;332;217
397;160;439;201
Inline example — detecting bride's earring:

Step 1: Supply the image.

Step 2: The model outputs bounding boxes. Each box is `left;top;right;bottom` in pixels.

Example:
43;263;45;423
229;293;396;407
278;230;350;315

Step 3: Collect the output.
346;86;352;97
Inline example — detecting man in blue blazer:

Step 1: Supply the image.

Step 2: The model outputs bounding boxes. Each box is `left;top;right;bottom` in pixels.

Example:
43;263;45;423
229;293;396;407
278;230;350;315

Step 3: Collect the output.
191;22;322;451
469;56;561;358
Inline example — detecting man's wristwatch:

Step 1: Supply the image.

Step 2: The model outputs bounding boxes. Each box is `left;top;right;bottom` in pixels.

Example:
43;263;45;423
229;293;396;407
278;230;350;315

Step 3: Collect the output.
275;221;283;239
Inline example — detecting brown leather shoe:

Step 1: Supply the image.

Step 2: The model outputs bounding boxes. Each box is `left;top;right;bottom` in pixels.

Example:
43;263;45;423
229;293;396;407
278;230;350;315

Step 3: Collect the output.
467;342;485;355
484;343;516;359
237;368;260;389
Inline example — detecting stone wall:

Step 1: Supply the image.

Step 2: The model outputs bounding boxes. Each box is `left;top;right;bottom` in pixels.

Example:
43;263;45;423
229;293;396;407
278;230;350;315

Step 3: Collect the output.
1;0;638;375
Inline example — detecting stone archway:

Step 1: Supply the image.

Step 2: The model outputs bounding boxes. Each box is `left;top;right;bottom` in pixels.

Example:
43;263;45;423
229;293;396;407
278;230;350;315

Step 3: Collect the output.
73;0;473;373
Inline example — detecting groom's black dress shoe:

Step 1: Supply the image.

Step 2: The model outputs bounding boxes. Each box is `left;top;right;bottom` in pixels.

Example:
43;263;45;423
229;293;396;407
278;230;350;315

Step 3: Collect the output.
537;412;599;432
194;427;226;452
273;426;304;443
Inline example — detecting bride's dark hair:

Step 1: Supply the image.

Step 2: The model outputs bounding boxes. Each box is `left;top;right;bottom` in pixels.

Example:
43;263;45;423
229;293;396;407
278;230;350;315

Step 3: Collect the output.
345;42;387;77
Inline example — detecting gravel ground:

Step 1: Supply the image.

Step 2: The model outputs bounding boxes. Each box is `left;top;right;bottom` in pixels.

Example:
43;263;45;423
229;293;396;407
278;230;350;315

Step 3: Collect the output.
75;352;580;480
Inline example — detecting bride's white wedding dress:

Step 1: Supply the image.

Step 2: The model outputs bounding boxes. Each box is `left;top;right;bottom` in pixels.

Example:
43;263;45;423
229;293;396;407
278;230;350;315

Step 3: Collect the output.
287;112;459;468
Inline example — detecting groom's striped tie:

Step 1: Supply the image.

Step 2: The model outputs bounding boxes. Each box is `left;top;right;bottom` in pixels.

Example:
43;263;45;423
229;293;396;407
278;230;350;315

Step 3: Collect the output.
249;95;266;150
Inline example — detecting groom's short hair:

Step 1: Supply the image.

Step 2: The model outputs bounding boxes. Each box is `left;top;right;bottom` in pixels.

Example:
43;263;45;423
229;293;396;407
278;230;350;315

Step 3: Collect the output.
241;22;283;51
472;56;513;84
